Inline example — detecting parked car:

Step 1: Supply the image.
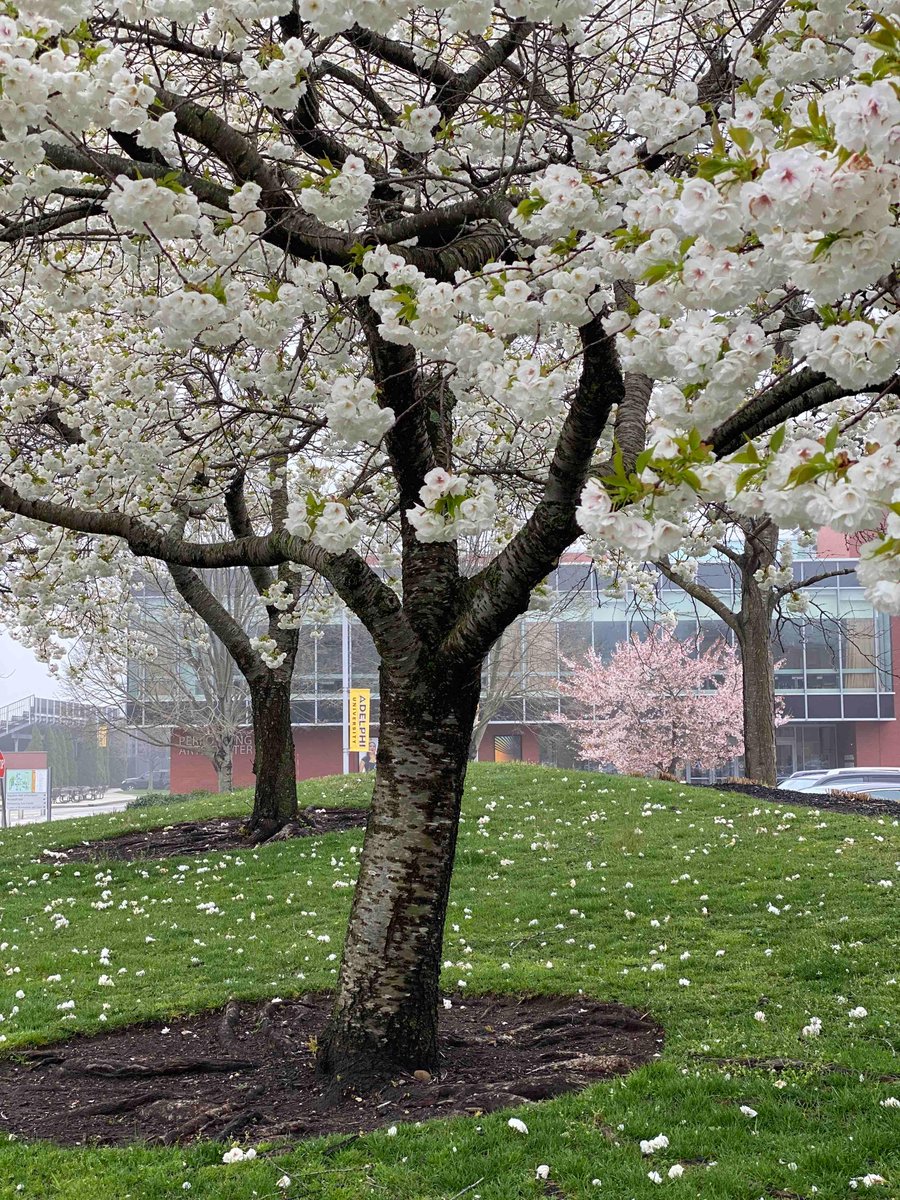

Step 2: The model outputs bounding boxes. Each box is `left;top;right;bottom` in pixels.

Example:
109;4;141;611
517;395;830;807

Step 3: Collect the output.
782;772;830;792
848;786;900;804
119;776;149;791
119;769;169;792
780;767;900;792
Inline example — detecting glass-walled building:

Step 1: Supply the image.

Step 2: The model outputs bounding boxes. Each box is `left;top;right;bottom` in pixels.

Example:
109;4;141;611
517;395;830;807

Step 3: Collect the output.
158;551;899;791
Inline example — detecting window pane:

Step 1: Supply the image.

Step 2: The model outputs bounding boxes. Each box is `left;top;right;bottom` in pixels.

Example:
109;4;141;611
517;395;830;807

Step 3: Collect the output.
558;620;593;661
316;626;343;692
842;618;876;689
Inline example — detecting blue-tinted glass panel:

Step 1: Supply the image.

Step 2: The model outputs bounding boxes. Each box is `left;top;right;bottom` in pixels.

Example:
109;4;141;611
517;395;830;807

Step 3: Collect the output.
807;694;842;718
556;565;593;593
843;694;878;719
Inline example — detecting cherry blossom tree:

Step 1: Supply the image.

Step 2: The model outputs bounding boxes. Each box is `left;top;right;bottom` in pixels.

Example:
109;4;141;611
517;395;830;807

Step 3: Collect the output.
557;627;744;775
65;567;268;797
652;510;846;783
1;522;314;831
0;0;898;1088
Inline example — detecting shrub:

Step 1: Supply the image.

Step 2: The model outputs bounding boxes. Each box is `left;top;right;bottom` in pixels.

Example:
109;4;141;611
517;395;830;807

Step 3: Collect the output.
125;790;202;810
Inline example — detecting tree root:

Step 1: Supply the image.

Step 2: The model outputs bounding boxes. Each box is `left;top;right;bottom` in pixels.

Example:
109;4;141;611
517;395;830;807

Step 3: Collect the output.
68;1090;169;1118
264;821;309;842
17;1050;66;1067
218;999;242;1050
215;1108;262;1141
244;814;313;845
157;1085;266;1145
65;1057;258;1078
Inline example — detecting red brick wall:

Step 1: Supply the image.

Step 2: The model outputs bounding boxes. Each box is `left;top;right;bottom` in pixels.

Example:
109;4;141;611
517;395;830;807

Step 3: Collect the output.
169;727;355;792
170;720;547;790
475;725;540;763
857;613;900;765
4;752;48;771
855;720;900;767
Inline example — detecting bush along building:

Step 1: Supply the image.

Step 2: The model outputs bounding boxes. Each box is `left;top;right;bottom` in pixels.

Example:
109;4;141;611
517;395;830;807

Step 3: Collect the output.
144;531;898;791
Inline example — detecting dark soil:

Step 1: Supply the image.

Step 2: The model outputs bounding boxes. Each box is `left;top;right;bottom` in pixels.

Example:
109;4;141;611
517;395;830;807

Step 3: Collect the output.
54;807;370;863
0;993;663;1147
706;780;900;818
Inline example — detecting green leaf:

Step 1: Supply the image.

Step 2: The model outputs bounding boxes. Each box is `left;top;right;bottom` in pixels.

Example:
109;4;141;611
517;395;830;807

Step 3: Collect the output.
734;466;761;493
730;126;754;154
635;447;655;476
155;171;187;195
640;261;677;284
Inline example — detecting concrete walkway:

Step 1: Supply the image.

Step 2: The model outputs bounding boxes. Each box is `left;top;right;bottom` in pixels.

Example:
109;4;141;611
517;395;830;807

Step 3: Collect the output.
3;789;133;827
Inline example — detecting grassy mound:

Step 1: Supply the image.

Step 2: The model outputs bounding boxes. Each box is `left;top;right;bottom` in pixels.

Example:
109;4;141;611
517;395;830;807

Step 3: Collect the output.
0;765;897;1198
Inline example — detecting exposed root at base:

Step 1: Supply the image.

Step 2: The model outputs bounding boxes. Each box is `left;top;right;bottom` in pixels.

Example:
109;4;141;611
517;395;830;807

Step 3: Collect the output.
0;993;664;1147
52;807;369;863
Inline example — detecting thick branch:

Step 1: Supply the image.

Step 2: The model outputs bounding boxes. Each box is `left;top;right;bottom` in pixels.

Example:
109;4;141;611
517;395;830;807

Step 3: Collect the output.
433;22;532;120
41;142;232;209
342;26;454;86
166;564;261;680
444;314;623;659
369;196;512;247
0;202;104;242
224;473;274;597
0;478;410;662
773;566;854;600
710;369;900;457
654;557;739;631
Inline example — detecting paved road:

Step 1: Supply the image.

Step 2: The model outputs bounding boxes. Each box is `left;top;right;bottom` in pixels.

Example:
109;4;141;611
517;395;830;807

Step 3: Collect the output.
51;792;133;821
3;790;133;827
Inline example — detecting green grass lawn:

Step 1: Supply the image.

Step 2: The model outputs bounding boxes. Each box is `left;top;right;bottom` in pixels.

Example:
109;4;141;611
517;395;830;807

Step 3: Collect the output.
0;765;897;1199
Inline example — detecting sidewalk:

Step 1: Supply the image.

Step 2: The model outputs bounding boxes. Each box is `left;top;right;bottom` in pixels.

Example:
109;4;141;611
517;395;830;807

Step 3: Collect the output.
3;789;133;827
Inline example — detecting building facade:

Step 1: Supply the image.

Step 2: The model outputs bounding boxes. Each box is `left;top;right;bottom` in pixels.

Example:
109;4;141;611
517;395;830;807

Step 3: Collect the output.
163;536;900;790
0;695;129;787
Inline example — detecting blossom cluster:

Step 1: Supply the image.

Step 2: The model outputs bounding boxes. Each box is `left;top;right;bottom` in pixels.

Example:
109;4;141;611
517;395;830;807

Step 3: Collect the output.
406;468;498;543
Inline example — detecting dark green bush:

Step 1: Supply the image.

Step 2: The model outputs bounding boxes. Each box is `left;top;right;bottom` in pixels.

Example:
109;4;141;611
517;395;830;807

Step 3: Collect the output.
125;790;200;810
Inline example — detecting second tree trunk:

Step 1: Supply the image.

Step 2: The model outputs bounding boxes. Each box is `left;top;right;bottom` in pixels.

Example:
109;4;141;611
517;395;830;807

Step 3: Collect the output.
248;674;298;833
737;598;778;786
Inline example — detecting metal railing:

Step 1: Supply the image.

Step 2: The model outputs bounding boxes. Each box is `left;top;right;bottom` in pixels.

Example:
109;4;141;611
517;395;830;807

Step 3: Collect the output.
0;695;109;737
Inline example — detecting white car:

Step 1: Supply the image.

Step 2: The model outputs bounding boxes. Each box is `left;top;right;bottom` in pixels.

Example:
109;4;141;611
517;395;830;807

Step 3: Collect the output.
780;767;900;792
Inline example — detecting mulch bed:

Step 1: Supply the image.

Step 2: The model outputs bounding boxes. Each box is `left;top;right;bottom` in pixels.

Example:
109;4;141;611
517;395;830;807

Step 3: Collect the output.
0;993;663;1147
53;807;370;863
705;780;900;818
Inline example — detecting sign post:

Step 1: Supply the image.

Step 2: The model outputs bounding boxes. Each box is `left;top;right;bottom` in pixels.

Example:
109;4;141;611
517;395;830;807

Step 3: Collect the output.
348;689;371;758
341;609;351;775
0;752;6;830
4;767;50;826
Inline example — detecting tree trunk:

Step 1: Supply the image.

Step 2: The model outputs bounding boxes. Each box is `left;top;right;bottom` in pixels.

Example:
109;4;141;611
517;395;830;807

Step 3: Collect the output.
737;596;777;786
317;658;481;1085
208;732;236;794
247;674;297;834
215;755;234;794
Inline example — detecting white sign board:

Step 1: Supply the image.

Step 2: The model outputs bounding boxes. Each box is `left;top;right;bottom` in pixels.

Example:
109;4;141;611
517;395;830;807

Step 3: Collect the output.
6;768;50;825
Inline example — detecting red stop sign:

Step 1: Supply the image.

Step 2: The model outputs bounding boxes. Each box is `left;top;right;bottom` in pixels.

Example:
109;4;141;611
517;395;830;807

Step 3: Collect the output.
0;752;5;779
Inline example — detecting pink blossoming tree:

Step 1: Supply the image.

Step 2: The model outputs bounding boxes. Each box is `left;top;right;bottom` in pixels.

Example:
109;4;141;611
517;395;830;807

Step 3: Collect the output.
558;629;745;777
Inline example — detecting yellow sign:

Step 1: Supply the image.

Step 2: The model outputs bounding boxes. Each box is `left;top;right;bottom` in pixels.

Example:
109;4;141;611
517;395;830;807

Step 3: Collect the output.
348;688;371;752
97;725;108;748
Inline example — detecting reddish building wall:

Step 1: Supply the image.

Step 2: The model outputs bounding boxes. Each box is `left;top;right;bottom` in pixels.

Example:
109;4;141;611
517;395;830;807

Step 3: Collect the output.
475;725;540;763
859;614;900;765
3;752;48;771
855;720;900;767
169;727;356;793
170;720;547;791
